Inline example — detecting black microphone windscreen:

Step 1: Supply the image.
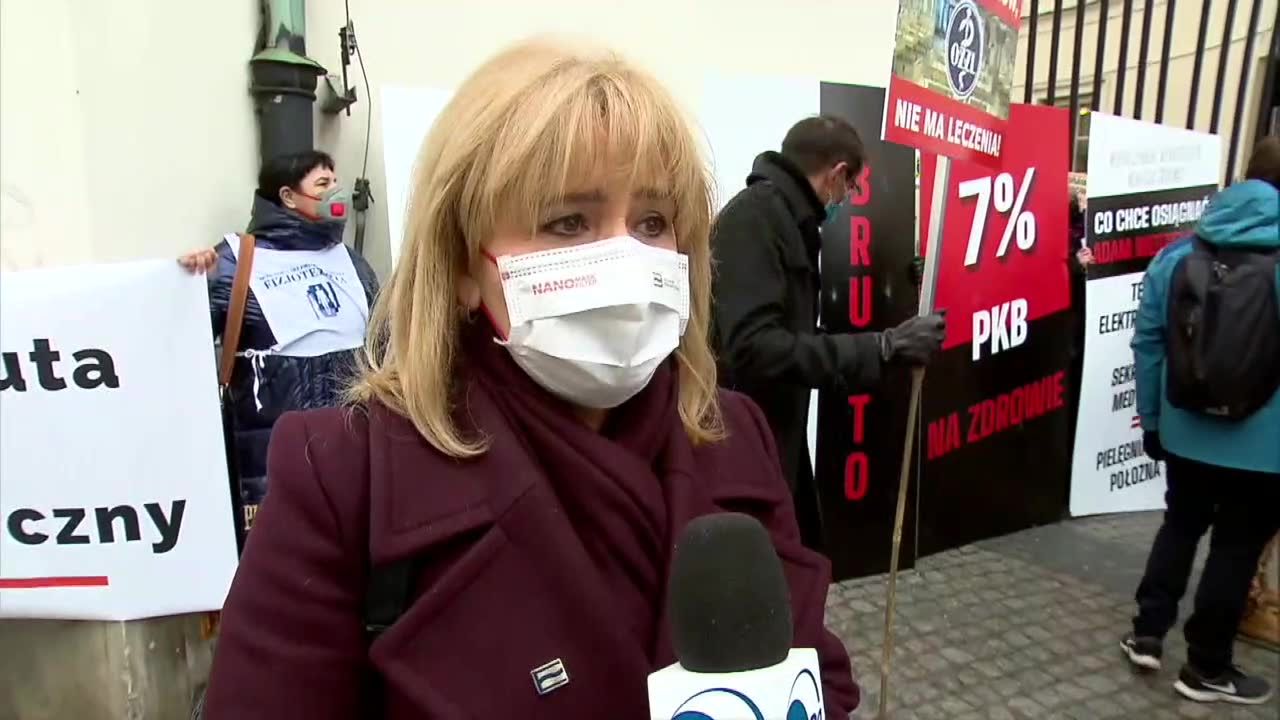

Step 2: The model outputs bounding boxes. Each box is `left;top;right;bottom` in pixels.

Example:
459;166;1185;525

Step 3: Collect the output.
667;512;793;673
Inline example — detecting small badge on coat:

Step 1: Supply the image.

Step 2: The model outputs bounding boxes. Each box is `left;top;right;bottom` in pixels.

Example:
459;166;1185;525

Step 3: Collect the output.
531;658;570;695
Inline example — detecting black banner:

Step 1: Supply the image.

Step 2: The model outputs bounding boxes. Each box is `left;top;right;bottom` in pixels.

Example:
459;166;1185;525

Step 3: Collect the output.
917;312;1074;554
815;83;920;580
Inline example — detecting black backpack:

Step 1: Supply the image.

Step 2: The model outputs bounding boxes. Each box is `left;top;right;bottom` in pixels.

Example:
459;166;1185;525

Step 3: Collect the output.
1165;237;1280;420
188;562;417;720
361;551;423;717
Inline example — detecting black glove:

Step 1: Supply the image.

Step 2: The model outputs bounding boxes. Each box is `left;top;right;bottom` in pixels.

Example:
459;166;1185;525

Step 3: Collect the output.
909;256;925;286
1142;431;1166;461
880;314;946;365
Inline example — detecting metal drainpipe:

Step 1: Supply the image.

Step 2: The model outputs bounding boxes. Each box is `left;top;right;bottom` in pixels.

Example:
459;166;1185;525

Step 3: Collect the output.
250;0;326;163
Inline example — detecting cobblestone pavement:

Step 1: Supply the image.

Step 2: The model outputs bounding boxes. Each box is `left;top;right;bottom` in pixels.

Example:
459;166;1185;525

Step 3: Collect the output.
826;512;1279;719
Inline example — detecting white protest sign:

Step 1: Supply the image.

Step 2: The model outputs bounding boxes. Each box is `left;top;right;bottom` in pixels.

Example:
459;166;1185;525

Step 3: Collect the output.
0;259;238;620
382;85;454;271
1069;114;1221;517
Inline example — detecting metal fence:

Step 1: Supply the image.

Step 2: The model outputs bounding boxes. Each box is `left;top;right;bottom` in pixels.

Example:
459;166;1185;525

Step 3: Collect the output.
1021;0;1278;181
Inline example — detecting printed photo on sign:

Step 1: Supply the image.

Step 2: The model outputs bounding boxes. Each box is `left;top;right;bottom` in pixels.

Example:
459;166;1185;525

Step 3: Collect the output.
1069;113;1222;517
0;259;238;621
883;0;1021;165
228;236;370;359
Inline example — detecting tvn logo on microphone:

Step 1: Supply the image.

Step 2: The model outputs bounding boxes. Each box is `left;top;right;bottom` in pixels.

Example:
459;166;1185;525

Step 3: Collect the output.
668;669;823;720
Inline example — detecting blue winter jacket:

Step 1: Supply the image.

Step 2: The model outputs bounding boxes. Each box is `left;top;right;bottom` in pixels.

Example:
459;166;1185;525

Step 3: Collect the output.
1131;179;1280;474
210;195;379;508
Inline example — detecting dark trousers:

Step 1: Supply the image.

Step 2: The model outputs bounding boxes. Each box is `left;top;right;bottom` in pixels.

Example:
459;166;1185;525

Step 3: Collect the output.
1133;454;1280;674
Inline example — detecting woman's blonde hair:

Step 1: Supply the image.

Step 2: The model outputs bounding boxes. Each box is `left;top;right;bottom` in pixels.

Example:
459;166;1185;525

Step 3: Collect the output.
349;38;724;457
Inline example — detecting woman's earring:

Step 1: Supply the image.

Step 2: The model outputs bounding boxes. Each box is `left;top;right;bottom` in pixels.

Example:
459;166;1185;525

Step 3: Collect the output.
457;275;482;311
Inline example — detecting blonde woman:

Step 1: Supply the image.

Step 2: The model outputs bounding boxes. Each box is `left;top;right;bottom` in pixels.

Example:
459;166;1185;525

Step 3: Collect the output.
204;39;859;718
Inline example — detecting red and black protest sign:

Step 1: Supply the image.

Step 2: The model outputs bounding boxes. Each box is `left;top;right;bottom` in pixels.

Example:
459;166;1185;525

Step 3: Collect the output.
814;83;921;580
915;104;1074;554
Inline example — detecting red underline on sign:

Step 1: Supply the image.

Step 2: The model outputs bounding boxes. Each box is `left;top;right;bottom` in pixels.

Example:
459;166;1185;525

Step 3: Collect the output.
0;576;110;589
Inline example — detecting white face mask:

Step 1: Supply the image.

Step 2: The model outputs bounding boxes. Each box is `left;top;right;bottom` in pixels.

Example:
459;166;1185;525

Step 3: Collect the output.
490;236;690;409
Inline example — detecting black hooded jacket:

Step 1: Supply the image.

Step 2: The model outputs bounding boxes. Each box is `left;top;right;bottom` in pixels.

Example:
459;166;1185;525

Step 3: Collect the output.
208;195;379;508
710;152;882;492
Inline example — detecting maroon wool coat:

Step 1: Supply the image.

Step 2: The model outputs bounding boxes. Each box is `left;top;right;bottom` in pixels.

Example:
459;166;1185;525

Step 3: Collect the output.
203;387;859;718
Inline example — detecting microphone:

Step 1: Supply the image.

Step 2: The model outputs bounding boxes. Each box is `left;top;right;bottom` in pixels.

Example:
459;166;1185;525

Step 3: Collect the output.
648;512;825;720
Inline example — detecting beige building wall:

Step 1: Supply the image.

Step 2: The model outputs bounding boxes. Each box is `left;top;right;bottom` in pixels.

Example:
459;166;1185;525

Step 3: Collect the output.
1013;0;1277;176
0;0;900;282
0;0;260;272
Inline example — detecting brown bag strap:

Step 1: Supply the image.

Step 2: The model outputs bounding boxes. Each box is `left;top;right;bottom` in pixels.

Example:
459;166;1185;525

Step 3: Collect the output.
218;233;256;387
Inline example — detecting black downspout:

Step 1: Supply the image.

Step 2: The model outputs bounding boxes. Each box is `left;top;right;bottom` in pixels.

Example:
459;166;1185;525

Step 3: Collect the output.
249;0;326;164
227;0;325;552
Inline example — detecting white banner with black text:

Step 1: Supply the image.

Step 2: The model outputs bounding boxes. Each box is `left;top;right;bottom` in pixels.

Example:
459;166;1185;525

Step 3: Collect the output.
0;259;238;620
1069;114;1221;516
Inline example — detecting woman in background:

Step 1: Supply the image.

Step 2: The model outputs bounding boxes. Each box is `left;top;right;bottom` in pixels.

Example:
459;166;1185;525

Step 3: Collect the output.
179;151;378;529
1066;190;1093;456
204;38;859;718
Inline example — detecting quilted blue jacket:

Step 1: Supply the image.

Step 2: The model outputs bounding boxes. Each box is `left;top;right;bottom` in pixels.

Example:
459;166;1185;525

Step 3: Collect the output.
209;194;379;503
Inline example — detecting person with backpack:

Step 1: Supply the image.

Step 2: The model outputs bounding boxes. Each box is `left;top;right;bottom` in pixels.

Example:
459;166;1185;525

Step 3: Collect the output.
1122;136;1280;705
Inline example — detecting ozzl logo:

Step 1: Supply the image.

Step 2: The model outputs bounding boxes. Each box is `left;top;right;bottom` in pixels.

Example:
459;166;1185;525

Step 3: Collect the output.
670;670;823;720
945;0;984;100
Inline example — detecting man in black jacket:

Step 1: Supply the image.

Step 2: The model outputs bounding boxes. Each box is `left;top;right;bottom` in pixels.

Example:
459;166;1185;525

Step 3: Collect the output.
711;116;945;549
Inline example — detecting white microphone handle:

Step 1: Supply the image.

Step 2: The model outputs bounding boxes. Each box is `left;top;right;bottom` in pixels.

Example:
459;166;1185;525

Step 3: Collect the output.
647;648;824;720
